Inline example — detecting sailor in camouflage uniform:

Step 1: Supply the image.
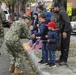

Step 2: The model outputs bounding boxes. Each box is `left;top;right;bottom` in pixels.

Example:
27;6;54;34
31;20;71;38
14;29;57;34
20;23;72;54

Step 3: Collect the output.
0;2;6;55
5;14;32;74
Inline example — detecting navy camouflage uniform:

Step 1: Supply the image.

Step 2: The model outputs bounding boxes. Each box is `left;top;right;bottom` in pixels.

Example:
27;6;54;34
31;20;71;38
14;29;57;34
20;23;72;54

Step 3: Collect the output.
0;4;6;47
5;19;30;68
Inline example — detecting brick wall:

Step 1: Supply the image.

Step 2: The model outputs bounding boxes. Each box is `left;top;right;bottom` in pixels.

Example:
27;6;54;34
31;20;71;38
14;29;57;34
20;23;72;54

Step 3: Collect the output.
68;0;76;8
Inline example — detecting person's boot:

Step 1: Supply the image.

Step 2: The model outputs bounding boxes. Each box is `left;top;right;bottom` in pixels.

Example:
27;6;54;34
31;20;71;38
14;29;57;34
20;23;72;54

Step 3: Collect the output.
59;61;67;65
0;53;1;56
14;67;23;74
9;65;15;73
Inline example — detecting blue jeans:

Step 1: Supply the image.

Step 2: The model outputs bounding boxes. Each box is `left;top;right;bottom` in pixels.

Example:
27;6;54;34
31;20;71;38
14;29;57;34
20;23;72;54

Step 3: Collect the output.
48;48;56;64
42;42;48;62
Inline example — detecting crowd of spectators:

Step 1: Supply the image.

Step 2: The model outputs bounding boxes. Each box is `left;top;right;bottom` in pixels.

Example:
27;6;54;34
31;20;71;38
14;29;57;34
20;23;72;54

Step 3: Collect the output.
25;1;72;67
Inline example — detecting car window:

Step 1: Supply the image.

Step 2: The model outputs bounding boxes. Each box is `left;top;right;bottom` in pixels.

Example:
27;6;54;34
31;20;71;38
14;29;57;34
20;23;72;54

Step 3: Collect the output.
4;11;8;14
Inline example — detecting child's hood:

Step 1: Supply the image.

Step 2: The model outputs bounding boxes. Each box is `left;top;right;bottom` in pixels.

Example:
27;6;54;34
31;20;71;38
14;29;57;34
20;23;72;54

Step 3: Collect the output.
52;29;59;34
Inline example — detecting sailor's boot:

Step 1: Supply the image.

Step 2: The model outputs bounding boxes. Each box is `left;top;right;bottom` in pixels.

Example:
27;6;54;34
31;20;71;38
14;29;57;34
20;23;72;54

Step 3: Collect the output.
14;67;23;74
9;65;15;73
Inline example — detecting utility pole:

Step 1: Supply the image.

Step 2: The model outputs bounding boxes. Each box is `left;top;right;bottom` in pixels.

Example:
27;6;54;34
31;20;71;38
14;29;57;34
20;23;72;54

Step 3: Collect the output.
16;0;19;20
11;0;15;21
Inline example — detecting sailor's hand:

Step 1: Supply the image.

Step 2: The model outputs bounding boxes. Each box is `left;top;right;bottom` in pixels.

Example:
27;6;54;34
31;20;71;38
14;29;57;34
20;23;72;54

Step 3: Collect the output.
32;34;35;38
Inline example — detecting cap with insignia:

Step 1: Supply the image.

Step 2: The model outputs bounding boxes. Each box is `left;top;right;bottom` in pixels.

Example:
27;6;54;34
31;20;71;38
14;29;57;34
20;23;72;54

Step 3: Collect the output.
22;14;31;21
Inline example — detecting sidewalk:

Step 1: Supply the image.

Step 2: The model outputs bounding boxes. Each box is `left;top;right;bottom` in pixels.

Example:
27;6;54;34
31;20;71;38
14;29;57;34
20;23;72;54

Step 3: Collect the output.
26;49;76;75
21;37;76;75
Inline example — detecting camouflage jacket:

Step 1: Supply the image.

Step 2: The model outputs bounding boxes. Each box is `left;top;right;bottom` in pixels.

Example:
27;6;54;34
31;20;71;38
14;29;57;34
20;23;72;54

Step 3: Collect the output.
5;19;31;42
0;8;6;38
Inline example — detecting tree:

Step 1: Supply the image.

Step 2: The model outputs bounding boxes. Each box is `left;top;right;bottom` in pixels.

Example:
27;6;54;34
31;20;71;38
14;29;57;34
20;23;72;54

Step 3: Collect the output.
53;0;67;10
1;0;31;20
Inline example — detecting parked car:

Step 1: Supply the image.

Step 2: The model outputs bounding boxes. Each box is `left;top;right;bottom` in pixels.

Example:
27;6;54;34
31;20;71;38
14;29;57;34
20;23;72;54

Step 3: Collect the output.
2;9;11;27
71;21;76;33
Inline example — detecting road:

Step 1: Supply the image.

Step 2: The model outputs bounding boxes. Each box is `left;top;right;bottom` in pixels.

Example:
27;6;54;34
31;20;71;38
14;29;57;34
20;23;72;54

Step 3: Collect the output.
70;34;76;45
0;28;37;75
0;28;76;75
0;28;11;75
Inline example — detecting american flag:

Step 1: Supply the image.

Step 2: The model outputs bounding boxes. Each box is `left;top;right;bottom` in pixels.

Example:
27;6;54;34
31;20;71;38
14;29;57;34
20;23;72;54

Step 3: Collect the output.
28;40;42;51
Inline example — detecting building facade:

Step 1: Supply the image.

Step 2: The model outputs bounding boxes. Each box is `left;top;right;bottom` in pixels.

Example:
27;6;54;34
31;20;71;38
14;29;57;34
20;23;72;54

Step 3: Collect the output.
68;0;76;8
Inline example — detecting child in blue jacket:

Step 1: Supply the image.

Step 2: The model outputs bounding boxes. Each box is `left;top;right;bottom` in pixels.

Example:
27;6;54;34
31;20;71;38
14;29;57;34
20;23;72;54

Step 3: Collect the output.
30;25;38;44
32;14;48;64
46;21;59;67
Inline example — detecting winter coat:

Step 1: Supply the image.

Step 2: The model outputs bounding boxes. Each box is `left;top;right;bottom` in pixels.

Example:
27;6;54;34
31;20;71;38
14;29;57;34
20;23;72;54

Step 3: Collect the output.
35;22;48;40
58;7;72;32
46;30;59;50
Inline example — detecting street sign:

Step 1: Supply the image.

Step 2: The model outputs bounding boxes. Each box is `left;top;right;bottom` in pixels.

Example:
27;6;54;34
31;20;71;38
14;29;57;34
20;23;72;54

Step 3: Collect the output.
67;2;72;16
46;2;52;10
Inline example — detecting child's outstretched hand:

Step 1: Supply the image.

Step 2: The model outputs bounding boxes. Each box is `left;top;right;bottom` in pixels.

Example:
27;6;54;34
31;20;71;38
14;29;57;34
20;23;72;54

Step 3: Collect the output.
32;34;35;38
47;39;50;43
37;24;39;28
36;37;41;40
45;35;48;38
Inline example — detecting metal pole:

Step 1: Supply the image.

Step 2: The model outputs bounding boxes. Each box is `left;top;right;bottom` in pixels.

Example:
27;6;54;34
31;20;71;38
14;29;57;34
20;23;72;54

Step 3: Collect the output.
16;0;19;20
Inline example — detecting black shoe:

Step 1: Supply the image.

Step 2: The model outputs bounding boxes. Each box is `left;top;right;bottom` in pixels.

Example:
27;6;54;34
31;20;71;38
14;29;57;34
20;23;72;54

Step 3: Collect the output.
56;59;63;63
59;61;67;65
46;62;51;65
49;63;56;67
38;60;47;64
0;53;1;55
38;60;43;63
39;48;42;50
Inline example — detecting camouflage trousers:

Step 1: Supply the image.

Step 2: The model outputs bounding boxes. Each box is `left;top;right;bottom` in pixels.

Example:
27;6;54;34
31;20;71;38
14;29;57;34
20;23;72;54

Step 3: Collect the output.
5;40;24;68
0;38;4;47
0;24;4;47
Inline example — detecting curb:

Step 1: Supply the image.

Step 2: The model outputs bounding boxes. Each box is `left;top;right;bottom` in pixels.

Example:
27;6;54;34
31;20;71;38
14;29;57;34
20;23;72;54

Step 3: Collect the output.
26;50;51;75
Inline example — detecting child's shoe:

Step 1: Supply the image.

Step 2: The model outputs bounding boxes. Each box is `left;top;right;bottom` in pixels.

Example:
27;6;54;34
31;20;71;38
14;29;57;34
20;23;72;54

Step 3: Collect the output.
49;63;56;68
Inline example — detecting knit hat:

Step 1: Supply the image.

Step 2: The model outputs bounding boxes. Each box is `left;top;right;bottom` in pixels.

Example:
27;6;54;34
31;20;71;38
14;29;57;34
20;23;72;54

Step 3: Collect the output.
51;2;59;9
46;21;56;28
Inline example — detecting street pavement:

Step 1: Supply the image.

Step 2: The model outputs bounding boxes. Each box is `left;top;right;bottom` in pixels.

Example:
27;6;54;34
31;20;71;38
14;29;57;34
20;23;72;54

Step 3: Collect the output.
0;28;12;75
0;42;11;75
0;28;76;75
27;50;76;75
0;28;37;75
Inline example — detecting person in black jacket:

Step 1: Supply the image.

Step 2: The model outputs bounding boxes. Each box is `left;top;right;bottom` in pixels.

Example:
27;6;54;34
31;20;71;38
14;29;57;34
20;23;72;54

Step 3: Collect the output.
32;13;38;30
51;2;72;65
30;25;38;45
32;14;48;64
